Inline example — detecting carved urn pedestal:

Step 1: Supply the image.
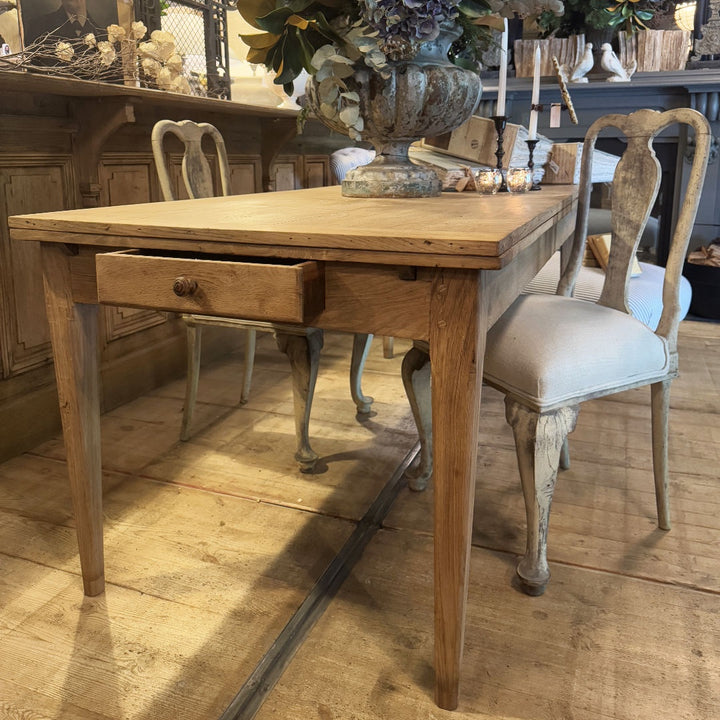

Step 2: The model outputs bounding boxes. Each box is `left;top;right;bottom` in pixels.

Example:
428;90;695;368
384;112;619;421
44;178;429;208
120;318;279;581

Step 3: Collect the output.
307;26;482;198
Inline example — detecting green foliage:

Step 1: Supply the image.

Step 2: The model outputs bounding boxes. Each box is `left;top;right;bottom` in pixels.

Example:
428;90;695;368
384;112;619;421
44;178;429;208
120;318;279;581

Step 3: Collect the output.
536;0;656;36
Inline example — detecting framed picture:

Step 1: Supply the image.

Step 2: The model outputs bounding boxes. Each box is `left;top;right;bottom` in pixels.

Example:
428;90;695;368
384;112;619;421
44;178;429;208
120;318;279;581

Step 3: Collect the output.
19;0;118;47
0;0;21;54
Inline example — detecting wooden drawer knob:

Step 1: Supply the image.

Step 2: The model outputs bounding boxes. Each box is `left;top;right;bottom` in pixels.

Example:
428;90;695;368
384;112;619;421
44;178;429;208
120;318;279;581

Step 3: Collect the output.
173;276;198;297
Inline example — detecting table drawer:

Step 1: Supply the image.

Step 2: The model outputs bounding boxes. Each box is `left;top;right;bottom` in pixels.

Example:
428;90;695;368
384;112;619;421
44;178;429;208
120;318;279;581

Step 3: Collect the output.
95;250;324;323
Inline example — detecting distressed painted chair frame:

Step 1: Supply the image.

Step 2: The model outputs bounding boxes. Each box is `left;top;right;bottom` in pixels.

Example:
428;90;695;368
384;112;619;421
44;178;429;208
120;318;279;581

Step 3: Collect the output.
151;120;374;470
402;108;711;594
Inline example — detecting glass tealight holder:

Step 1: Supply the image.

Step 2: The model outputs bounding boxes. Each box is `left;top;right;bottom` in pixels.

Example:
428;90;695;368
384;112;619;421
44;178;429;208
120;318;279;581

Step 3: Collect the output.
506;167;533;193
474;168;503;195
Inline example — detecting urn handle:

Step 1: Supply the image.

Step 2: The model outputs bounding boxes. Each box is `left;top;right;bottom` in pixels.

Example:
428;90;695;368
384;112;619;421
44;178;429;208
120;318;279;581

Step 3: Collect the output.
173;276;198;297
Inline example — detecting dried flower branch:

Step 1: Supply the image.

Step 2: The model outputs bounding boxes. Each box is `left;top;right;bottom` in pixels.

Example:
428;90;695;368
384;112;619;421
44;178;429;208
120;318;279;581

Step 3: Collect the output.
0;21;191;94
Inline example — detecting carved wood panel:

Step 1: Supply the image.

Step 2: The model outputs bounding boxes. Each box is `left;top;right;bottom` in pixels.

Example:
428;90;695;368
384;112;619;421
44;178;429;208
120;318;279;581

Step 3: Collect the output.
0;157;75;378
229;155;262;194
274;157;300;191
98;154;168;343
303;155;332;188
166;154;262;197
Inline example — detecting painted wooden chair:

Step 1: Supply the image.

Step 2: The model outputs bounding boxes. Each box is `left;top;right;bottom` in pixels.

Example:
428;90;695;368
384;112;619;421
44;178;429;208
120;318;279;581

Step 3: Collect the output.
401;108;711;595
152;120;374;470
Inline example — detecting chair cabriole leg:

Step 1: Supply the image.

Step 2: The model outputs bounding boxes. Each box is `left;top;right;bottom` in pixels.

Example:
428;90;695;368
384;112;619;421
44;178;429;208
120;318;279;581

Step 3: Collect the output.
275;328;324;473
401;342;433;491
349;333;374;414
505;398;578;596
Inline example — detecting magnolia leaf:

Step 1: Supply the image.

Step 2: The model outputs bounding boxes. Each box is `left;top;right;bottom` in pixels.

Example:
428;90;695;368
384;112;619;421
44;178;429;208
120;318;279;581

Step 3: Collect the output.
240;31;279;49
236;0;276;30
294;27;316;70
246;45;271;64
286;0;316;11
287;14;312;30
256;7;295;34
458;0;493;19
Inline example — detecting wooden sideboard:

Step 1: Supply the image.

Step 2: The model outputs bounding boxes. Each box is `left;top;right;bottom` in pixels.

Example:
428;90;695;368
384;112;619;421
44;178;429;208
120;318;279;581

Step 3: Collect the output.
0;71;346;461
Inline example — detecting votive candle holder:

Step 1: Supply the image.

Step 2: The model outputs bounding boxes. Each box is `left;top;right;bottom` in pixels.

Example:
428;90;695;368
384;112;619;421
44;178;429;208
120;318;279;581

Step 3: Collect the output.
506;167;533;193
474;168;503;195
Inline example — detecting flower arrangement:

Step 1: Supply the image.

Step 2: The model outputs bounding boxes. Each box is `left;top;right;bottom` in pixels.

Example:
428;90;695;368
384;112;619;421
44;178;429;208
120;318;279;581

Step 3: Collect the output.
234;0;565;138
0;20;191;93
536;0;663;37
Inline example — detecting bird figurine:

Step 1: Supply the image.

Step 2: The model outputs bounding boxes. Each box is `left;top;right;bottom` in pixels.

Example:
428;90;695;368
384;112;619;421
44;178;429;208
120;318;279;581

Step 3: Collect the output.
561;42;594;83
600;43;637;82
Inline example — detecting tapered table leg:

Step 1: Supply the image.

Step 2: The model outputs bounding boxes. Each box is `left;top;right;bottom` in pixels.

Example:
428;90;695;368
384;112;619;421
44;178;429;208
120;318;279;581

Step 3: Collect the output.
41;243;104;596
430;268;487;710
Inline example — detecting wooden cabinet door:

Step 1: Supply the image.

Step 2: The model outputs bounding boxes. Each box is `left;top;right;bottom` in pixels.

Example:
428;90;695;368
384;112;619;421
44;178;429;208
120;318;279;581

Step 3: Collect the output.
0;158;75;378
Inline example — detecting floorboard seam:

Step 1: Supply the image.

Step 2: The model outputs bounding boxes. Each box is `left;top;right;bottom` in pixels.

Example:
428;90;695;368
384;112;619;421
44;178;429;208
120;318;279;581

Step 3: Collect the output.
217;442;420;720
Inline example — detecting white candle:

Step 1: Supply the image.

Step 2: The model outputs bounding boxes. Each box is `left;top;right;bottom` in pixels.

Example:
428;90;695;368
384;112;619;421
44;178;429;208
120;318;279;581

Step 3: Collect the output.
528;44;541;141
496;17;508;117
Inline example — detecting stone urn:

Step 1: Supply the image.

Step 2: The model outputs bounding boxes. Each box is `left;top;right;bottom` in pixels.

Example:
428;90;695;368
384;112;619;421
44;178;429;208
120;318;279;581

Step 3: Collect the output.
306;25;482;198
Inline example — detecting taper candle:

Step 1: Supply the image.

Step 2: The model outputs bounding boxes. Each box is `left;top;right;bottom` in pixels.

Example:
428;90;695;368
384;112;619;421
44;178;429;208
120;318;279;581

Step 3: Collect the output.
528;44;541;141
496;17;508;117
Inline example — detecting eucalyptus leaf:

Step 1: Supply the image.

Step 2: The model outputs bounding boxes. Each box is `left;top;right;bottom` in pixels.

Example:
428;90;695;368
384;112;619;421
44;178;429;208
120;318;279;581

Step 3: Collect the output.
318;80;339;102
333;62;355;78
340;91;359;102
311;44;336;69
339;105;360;126
320;102;338;119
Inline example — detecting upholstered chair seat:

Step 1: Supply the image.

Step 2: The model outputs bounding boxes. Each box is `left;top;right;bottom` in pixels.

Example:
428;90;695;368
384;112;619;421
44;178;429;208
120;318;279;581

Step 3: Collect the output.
484;294;669;410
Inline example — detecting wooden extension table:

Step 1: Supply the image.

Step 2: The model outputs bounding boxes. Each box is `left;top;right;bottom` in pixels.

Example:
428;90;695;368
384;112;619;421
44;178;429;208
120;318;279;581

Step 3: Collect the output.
10;184;577;710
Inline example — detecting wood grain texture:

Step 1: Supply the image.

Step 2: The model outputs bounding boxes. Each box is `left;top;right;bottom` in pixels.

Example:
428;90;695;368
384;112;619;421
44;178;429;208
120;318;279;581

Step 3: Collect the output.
1;326;719;717
95;252;324;324
9;186;579;269
429;268;487;709
41;243;104;596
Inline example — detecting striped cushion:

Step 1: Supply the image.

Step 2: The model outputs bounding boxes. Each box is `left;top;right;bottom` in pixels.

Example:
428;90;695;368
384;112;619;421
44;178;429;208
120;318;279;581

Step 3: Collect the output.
523;252;692;331
330;147;376;183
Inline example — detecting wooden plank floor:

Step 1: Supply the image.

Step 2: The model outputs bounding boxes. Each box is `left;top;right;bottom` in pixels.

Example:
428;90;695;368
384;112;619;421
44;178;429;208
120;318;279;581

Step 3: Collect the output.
0;321;718;719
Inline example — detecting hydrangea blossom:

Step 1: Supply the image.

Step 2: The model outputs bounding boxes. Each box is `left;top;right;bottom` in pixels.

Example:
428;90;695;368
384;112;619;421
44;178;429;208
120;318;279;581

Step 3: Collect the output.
361;0;462;45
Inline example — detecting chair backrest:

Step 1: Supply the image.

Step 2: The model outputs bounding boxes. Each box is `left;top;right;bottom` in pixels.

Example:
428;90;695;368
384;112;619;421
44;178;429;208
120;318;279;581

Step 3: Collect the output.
558;108;711;356
151;119;231;201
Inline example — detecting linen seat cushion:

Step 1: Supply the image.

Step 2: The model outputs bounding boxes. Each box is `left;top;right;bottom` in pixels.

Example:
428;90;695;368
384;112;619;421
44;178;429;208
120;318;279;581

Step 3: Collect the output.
484;294;670;409
523;252;692;330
